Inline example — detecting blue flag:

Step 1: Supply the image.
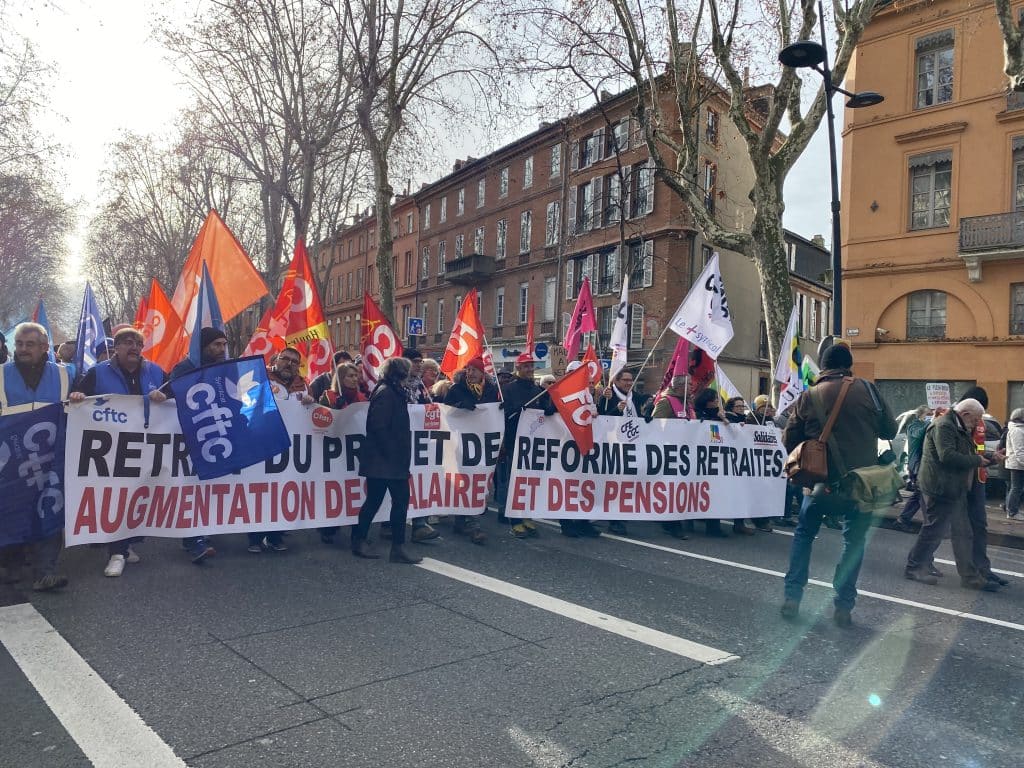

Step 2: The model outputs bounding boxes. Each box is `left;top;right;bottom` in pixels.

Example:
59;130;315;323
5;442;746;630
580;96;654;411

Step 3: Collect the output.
32;299;57;362
188;262;225;366
74;282;106;375
0;404;66;547
168;355;290;480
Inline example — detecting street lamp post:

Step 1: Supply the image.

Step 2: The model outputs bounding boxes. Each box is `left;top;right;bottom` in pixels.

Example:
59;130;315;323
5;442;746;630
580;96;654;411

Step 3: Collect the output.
778;1;883;343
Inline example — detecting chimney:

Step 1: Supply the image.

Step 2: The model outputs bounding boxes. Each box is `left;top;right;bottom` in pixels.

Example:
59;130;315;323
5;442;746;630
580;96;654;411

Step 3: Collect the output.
743;66;750;88
811;234;825;248
600;89;613;102
453;159;463;172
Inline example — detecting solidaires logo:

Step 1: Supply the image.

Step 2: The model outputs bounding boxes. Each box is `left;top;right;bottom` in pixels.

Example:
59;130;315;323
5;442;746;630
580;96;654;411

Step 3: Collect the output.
753;430;778;446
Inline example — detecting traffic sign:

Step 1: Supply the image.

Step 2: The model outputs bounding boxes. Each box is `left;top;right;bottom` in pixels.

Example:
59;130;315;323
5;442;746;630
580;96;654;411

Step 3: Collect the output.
535;342;549;359
407;317;424;337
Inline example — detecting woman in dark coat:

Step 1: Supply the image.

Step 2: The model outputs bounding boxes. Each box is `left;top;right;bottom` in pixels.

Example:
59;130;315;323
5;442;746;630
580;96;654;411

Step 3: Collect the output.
692;388;754;537
351;357;420;564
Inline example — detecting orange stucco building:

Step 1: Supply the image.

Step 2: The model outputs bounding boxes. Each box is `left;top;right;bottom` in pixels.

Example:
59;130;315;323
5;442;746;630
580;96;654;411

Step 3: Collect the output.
843;0;1024;418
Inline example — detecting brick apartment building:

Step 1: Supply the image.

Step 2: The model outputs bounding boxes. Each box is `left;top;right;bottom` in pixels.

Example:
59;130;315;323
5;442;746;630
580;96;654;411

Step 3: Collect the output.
317;79;830;398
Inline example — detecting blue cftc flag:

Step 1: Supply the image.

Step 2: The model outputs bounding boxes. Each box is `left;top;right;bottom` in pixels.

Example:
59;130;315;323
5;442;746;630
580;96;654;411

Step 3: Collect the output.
0;404;66;547
74;281;106;376
168;355;290;480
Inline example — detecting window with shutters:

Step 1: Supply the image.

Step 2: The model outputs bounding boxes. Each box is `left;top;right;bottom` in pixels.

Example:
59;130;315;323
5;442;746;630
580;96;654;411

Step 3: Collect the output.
421;301;428;330
423;203;431;230
576;180;593;232
809;299;818;342
421;247;430;281
457;188;465;216
440;196;447;222
604;172;622;225
455;294;463;313
906;290;947;339
437;240;446;274
495;287;505;326
524;156;534;189
629;305;645;348
607;119;629;155
1012;284;1024;334
629;160;655;217
368;265;375;293
915;31;954;109
496;219;507;260
545;201;560;246
598;305;616;340
565;259;575;299
519;282;529;324
550;144;561;177
596;248;619;295
520;210;532;253
407;213;414;234
477;178;485;208
437;300;445;333
1013;142;1024;210
455;234;464;258
628;240;654;288
345;316;351;347
474;226;485;254
544;276;557;320
701;244;713;266
908;151;952;230
403;251;413;286
347;271;353;299
705;108;719;145
401;304;410;338
500;167;509;198
703;161;717;214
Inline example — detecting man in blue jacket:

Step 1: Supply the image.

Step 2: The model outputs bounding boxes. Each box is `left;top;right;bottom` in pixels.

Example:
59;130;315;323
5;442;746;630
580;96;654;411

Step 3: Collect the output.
0;322;71;591
70;328;168;577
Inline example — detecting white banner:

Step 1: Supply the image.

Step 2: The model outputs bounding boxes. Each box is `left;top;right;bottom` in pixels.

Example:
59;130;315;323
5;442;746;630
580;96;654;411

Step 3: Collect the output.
64;396;503;545
508;411;786;520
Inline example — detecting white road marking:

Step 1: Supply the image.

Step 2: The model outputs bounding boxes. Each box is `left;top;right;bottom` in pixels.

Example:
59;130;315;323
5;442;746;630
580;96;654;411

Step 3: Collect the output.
707;689;886;768
417;558;739;665
0;602;186;768
507;725;582;767
532;521;1024;633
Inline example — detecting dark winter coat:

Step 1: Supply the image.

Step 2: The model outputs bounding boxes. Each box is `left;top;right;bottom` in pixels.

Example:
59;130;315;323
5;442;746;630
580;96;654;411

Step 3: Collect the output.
500;376;546;454
917;410;983;501
443;378;500;410
357;381;411;480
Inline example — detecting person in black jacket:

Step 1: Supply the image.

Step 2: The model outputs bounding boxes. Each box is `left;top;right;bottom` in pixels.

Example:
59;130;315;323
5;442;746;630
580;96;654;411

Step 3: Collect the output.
351;357;420;564
499;354;546;538
693;389;754;537
597;368;645;536
443;357;499;544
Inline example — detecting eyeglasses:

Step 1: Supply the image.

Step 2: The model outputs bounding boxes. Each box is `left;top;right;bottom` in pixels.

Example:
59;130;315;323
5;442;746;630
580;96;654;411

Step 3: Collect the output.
278;357;300;367
117;340;144;348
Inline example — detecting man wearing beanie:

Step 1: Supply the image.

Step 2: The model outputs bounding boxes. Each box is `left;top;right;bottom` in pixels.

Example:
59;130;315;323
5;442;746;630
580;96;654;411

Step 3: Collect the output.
780;341;897;627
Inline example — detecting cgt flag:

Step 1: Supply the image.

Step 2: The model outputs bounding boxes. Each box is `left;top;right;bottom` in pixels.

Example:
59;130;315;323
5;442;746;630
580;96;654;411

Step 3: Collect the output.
168;355;291;481
242;304;287;363
668;252;734;357
268;240;334;381
0;404;65;547
360;293;403;389
441;287;485;377
547;364;597;455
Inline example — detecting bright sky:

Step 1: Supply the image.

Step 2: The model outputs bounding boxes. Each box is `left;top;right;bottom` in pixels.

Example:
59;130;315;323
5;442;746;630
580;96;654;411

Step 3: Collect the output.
14;0;835;297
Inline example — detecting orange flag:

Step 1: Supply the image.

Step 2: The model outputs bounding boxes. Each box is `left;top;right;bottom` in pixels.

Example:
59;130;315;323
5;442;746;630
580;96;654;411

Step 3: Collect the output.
133;296;148;330
171;210;267;325
242;305;287;363
140;279;187;373
265;240;334;380
441;288;486;377
582;344;603;386
547;364;597;455
361;293;403;388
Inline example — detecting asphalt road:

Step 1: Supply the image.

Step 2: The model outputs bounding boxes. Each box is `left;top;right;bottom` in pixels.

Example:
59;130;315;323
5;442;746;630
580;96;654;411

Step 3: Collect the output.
3;513;1024;768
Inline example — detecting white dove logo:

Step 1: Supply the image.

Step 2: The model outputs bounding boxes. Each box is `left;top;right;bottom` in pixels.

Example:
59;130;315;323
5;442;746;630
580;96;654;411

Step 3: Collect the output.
225;369;260;409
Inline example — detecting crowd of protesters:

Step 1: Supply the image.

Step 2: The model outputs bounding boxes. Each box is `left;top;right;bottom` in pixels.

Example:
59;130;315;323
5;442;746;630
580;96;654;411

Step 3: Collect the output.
0;321;1015;630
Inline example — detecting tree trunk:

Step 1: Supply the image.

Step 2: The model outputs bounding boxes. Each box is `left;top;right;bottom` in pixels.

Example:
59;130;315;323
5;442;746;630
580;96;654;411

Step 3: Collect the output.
749;176;792;397
371;147;396;324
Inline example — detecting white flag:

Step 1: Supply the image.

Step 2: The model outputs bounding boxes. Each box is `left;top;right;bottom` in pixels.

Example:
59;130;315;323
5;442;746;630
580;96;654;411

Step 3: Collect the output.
668;252;734;357
608;274;630;383
713;363;742;402
775;306;804;415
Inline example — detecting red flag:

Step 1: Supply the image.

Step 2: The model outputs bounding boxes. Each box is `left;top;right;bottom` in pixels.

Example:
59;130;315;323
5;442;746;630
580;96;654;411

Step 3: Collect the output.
242;305;287;363
140;280;187;372
525;304;535;357
563;276;597;360
133;296;149;330
547;364;597;455
264;240;334;380
658;336;715;398
441;288;486;377
361;293;403;388
171;210;267;324
582;344;603;386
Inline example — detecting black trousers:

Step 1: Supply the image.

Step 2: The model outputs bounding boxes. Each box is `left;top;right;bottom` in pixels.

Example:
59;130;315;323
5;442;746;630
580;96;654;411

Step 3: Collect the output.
354;478;411;546
965;479;992;576
907;494;979;581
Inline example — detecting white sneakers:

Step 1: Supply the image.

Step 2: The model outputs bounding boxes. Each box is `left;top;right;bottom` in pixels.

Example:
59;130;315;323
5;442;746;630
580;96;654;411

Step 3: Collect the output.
126;546;140;563
103;554;125;577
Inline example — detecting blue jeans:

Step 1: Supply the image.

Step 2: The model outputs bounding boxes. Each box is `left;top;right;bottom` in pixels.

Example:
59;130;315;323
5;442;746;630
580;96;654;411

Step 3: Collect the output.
783;492;873;611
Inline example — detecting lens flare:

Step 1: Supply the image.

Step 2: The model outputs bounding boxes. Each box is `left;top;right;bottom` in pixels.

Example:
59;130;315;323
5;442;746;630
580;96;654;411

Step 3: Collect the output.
867;694;882;707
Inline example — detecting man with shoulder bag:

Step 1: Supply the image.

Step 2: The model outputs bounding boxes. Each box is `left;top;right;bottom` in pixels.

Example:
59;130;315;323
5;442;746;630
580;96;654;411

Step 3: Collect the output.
780;342;898;627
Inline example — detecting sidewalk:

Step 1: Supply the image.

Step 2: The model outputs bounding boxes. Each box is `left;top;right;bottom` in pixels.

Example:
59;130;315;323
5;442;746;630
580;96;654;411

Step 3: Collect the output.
873;492;1024;550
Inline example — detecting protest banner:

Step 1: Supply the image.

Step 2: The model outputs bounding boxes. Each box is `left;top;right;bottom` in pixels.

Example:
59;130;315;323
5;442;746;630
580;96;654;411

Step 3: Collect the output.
508;411;786;521
0;404;66;547
925;383;951;410
63;397;503;545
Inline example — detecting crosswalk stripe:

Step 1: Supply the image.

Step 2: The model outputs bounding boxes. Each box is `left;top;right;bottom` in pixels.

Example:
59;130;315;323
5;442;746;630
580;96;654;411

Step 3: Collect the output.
0;602;186;768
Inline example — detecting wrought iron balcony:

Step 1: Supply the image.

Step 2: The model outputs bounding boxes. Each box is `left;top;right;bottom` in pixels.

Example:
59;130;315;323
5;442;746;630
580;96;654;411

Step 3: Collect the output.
444;253;496;284
959;211;1024;252
958;210;1024;282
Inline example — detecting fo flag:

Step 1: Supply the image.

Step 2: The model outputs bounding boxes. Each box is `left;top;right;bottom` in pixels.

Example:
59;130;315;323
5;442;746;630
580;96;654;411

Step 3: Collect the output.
360;293;403;388
441;288;485;377
74;282;106;376
0;404;65;547
668;252;734;357
547;364;597;455
168;356;290;481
